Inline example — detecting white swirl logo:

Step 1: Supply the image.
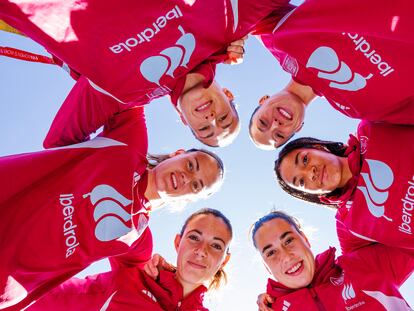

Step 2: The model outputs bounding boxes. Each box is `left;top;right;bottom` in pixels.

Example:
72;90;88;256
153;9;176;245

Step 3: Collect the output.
357;159;394;222
342;283;356;301
306;46;373;91
140;25;196;85
83;184;133;242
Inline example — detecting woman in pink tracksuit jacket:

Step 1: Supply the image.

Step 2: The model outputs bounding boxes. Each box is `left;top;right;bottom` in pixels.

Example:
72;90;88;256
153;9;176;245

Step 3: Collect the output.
0;0;293;146
274;121;414;256
0;107;225;310
249;0;414;149
252;211;414;311
27;208;233;311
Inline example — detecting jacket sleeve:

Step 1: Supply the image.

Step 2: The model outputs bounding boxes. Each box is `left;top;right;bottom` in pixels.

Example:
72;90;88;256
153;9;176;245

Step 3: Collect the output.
251;3;297;35
109;227;153;271
43;75;122;148
99;106;148;156
27;272;115;311
354;244;414;287
336;218;375;255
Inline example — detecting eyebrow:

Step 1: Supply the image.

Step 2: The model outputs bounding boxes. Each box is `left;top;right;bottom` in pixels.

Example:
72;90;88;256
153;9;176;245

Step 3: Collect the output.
261;231;292;254
195;157;200;171
188;229;226;245
291;153;300;185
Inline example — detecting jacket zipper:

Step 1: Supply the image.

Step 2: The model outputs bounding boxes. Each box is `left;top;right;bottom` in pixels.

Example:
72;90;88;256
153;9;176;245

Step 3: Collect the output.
309;287;327;311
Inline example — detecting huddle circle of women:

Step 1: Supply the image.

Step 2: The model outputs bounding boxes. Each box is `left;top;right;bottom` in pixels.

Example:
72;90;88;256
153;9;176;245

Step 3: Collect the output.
0;0;413;310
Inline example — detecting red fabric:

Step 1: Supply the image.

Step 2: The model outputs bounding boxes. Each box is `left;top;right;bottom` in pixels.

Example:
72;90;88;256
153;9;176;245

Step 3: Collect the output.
28;269;207;311
267;246;414;310
0;0;291;147
260;0;414;125
333;121;414;255
0;108;152;310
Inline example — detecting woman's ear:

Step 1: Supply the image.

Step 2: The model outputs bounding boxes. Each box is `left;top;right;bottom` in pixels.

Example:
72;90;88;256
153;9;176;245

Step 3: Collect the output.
259;95;270;105
222;88;235;101
220;252;231;270
169;149;186;158
174;234;182;252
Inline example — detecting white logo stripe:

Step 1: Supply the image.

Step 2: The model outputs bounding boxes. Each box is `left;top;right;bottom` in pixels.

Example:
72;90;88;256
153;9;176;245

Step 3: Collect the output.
99;291;117;311
49;137;126;150
363;290;413;311
229;0;239;32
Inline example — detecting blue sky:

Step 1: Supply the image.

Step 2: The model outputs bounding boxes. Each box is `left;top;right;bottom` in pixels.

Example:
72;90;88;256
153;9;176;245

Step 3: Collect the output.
1;16;413;310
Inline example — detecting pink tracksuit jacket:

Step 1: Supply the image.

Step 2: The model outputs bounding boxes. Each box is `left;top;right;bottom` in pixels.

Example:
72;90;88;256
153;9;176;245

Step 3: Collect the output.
0;107;152;310
260;0;414;125
319;121;414;255
267;246;413;310
0;0;293;147
28;266;208;311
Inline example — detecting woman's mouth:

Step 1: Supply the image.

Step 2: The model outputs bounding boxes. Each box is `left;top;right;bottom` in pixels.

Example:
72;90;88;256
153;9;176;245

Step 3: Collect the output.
187;261;207;270
321;166;326;185
277;107;293;121
285;261;304;276
170;172;178;190
195;100;212;112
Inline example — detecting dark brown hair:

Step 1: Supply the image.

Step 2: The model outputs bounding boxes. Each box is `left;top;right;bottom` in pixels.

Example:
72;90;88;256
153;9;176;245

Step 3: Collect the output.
274;137;348;208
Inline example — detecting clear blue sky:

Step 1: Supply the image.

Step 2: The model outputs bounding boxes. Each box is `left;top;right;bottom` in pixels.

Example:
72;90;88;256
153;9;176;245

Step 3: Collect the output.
1;14;413;310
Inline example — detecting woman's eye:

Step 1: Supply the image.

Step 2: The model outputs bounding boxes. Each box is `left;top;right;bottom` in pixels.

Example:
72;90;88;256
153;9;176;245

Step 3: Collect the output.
219;114;228;122
303;154;308;166
259;119;267;127
266;249;276;258
212;243;223;251
299;178;305;187
199;125;210;131
188;161;193;171
188;234;200;241
285;237;294;246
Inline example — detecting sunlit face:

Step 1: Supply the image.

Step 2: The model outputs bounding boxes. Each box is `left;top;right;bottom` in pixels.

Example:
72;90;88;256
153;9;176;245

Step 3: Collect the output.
152;151;222;201
279;148;343;194
175;214;232;287
254;218;315;289
250;91;305;149
178;81;239;146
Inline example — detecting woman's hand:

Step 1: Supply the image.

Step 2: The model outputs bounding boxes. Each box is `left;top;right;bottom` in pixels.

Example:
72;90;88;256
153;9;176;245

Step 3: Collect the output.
143;254;176;280
224;35;248;65
257;293;274;311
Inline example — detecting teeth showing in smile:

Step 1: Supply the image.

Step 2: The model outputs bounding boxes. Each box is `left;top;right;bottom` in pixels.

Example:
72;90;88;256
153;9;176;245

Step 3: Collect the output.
171;173;178;189
278;108;293;120
196;101;211;112
286;261;302;274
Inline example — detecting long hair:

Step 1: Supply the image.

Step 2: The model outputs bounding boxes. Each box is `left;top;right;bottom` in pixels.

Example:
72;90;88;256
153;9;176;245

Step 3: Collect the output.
180;208;232;290
274;137;348;208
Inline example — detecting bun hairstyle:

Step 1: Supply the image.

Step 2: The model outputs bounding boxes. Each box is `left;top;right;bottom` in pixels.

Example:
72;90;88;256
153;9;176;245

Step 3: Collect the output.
180;208;232;290
274;137;347;208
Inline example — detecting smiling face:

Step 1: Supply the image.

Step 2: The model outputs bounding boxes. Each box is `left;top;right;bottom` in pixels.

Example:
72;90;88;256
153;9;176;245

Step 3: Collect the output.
279;148;344;195
152;151;222;201
178;81;239;146
250;91;306;149
175;214;232;288
254;218;315;289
